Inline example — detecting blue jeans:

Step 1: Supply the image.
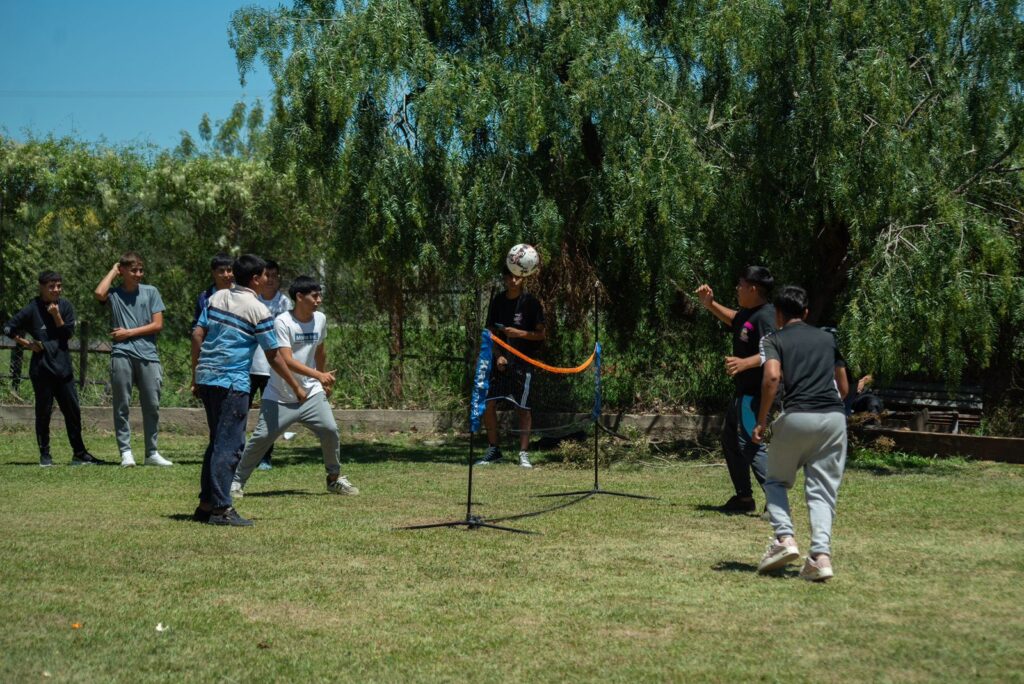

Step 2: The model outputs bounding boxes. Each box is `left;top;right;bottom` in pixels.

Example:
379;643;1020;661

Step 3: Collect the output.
198;385;249;509
721;395;768;498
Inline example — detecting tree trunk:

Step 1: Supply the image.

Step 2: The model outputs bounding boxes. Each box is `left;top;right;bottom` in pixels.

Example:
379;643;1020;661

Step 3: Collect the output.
387;279;404;402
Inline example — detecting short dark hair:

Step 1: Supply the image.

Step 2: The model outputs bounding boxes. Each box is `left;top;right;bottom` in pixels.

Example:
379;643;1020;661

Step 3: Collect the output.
264;259;280;273
288;275;322;299
210;253;233;270
233;254;266;289
774;285;809;319
741;265;774;293
38;270;62;284
119;251;144;269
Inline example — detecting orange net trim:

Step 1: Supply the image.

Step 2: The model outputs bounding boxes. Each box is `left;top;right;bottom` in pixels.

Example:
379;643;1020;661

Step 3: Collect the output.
488;332;595;374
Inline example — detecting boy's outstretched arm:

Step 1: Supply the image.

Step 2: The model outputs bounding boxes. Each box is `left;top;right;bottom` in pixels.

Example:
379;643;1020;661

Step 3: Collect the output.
695;284;737;326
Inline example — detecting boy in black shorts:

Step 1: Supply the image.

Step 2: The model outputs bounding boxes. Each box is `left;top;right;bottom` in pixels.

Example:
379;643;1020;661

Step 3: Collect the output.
753;285;849;581
696;266;776;512
475;263;546;468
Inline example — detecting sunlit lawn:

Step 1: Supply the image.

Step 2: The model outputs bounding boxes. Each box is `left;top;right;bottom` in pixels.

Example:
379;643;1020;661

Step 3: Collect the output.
1;427;1022;682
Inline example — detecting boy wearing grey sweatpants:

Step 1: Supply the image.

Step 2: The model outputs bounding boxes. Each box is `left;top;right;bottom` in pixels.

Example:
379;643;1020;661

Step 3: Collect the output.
752;285;849;581
94;252;172;467
231;276;358;498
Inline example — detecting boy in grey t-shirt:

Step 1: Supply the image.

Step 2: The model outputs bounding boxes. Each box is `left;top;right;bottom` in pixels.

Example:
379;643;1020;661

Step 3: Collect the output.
94;252;172;467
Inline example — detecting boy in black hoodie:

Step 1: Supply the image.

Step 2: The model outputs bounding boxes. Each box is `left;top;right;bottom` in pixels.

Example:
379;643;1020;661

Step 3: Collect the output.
3;271;103;466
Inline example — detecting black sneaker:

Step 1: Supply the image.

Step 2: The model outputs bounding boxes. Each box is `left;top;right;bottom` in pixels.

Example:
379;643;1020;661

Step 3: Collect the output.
71;451;106;466
39;454;53;468
207;507;254;527
718;495;756;513
192;506;211;523
474;446;504;466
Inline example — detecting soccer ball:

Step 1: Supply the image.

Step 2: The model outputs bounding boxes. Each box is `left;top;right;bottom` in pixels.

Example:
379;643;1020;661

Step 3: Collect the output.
506;244;540;277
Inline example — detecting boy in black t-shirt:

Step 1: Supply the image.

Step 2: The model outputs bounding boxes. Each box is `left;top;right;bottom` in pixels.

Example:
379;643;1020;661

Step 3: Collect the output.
696;265;776;513
752;285;849;581
475;263;546;468
2;271;103;466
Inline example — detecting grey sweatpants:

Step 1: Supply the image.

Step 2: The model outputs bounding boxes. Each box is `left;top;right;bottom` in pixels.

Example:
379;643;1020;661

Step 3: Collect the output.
111;355;162;456
764;411;847;556
234;392;341;488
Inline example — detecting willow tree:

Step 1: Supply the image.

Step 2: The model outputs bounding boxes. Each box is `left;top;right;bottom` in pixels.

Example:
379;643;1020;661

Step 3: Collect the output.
230;0;1024;408
686;0;1024;392
230;0;714;398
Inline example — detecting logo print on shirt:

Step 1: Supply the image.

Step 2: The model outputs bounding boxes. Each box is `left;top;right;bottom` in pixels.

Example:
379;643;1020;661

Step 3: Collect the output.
739;321;753;343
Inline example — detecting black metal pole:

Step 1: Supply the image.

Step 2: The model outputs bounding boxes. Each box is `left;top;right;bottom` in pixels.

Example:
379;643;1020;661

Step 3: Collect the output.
593;282;600;490
466;431;475;521
533;280;657;501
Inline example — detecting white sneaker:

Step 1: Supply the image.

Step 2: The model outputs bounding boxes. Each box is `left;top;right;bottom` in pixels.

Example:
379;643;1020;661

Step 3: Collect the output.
799;555;835;582
518;451;533;468
327;475;359;495
120;451;137;468
230;481;244;499
757;537;800;574
145;452;173;467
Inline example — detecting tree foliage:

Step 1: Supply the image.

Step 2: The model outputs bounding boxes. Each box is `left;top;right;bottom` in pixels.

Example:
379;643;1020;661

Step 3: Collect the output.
230;0;1024;395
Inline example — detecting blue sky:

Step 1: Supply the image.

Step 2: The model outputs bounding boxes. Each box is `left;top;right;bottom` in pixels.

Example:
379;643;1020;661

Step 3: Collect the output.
0;0;278;149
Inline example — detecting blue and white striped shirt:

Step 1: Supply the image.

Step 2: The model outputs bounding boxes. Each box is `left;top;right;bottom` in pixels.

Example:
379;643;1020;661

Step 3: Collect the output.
195;286;280;393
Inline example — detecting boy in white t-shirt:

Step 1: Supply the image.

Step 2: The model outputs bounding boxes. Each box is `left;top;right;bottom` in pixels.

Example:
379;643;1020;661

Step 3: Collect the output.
248;260;293;470
231;276;359;497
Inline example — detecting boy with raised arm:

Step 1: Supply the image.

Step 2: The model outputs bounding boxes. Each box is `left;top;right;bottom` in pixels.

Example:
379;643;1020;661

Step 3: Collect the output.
190;255;307;527
3;271;103;466
232;276;359;498
94;252;172;467
695;266;776;513
752;285;849;581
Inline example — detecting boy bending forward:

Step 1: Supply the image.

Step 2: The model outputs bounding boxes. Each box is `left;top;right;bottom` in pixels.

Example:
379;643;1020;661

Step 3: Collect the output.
232;276;359;498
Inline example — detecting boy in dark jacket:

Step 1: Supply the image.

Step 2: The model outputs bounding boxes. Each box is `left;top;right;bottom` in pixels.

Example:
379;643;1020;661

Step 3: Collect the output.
2;271;103;466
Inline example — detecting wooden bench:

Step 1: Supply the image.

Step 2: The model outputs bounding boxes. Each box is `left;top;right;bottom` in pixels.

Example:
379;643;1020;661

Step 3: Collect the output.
874;381;983;434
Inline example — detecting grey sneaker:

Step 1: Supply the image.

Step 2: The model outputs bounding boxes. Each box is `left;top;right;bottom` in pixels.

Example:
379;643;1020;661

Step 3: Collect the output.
518;451;533;468
799;555;834;582
474;446;504;466
230;481;244;500
327;475;359;495
757;537;800;574
39;453;53;468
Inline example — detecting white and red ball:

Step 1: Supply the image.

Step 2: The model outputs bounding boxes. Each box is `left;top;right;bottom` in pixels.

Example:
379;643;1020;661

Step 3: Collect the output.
506;243;540;277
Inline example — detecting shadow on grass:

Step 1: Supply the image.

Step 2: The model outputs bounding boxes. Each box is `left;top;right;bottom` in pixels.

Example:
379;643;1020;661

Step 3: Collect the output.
165;514;200;523
712;560;799;578
243;489;314;498
693;504;758;517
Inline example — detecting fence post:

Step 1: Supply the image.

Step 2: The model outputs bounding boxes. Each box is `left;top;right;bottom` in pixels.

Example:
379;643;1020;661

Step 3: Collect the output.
79;320;89;389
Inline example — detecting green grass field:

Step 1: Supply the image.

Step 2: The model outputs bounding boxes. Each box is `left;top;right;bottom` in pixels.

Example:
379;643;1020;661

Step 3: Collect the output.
1;428;1022;682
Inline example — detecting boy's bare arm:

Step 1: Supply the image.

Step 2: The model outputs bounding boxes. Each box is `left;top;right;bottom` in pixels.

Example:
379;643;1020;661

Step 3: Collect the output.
190;326;205;396
112;312;163;342
753;360;782;444
695;284;737;326
279;345;335;386
94;262;120;302
266;347;308;402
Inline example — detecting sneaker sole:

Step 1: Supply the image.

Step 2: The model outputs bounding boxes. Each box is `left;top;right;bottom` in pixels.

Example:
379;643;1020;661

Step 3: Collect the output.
800;567;835;582
758;548;801;573
145;461;173;467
